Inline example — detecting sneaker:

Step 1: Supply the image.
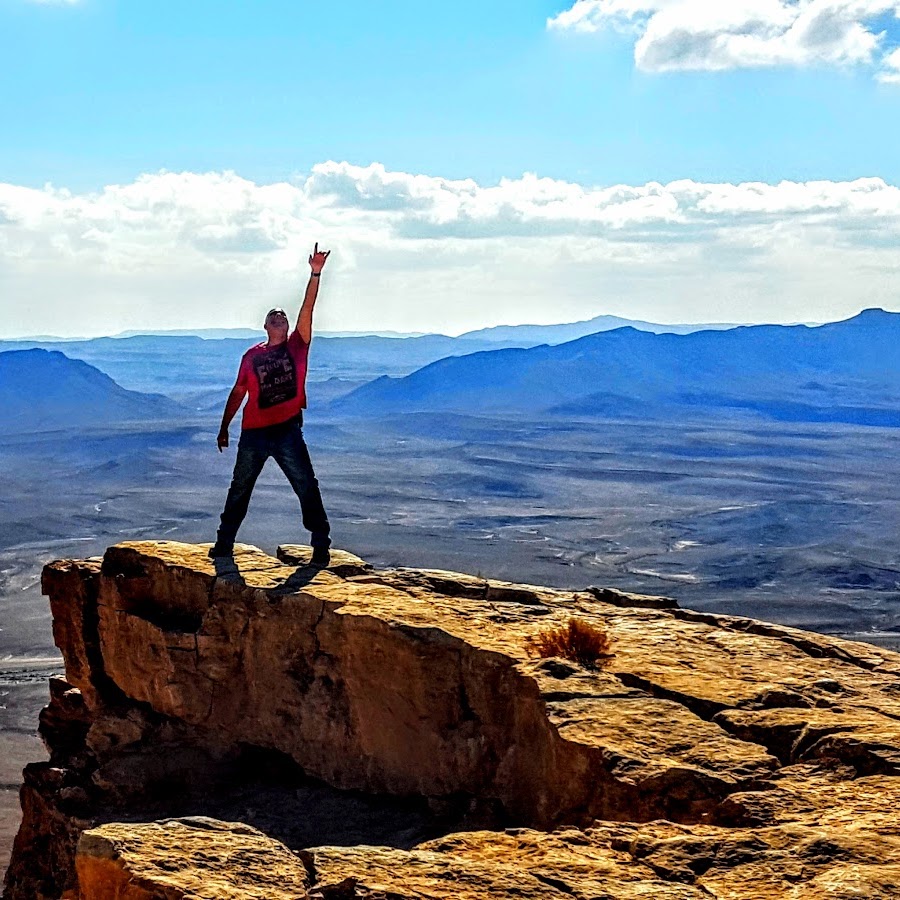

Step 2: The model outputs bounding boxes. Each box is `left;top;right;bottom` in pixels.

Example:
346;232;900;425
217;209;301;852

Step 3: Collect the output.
208;544;234;559
310;547;331;567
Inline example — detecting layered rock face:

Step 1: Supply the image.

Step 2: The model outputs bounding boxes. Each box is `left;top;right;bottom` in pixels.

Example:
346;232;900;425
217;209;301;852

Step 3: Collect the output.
6;541;900;898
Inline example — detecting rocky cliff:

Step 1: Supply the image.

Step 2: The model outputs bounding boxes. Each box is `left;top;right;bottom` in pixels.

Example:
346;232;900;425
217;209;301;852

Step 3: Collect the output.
6;541;900;898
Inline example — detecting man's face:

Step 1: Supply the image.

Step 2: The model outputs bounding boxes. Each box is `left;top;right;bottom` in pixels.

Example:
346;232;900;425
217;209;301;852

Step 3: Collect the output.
265;309;288;335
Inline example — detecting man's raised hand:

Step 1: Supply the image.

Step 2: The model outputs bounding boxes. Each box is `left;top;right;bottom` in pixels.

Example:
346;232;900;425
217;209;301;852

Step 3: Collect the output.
309;242;331;274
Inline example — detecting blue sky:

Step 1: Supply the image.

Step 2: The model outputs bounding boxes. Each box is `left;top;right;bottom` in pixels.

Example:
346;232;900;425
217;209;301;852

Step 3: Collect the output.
4;0;900;188
1;0;900;336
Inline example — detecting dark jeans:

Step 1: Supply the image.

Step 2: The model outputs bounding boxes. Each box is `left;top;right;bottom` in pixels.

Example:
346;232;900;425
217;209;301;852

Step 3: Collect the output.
215;416;330;551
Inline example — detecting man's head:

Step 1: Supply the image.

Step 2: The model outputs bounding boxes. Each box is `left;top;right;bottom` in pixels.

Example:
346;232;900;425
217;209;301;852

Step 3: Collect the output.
264;307;289;344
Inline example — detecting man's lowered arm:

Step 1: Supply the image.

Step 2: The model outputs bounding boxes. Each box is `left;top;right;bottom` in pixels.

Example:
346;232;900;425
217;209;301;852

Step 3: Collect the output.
295;242;330;344
217;382;247;452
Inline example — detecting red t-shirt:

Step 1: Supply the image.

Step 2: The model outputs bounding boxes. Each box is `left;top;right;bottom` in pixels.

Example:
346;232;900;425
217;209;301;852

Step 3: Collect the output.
237;331;309;430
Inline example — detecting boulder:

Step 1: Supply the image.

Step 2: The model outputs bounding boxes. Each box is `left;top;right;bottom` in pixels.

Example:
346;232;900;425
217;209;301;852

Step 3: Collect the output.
6;540;900;899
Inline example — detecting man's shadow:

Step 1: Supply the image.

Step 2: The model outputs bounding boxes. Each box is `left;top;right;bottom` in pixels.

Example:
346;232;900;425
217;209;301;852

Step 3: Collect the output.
212;556;325;593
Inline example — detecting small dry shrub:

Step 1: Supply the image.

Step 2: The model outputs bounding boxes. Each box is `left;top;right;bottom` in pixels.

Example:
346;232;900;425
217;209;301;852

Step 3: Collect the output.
527;618;614;670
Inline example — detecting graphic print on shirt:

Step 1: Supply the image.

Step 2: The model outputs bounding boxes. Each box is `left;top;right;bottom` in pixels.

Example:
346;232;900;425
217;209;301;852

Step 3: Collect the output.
252;344;297;409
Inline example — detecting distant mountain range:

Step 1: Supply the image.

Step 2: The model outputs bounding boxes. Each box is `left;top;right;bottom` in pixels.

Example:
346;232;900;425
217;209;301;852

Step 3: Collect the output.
0;334;500;399
0;349;184;434
459;314;743;344
4;310;897;430
110;328;432;340
7;315;739;344
0;314;785;401
333;309;900;427
108;316;742;344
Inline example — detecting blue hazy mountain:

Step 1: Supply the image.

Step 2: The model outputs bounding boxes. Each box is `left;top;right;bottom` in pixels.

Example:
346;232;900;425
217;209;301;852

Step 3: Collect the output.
0;334;502;398
112;328;431;339
0;349;184;434
333;309;900;426
0;336;241;399
459;314;741;344
113;328;262;340
0;314;748;399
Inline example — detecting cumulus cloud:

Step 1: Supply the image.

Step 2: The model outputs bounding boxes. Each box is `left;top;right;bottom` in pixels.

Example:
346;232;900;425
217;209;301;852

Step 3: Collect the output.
548;1;900;78
1;163;899;337
879;44;900;77
307;163;900;238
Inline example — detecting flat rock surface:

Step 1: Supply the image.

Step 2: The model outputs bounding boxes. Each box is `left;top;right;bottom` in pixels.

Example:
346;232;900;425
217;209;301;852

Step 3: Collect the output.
73;819;311;900
79;541;789;824
72;815;900;899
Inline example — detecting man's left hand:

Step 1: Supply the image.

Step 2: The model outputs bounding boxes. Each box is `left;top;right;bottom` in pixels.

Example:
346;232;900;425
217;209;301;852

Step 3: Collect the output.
309;242;330;274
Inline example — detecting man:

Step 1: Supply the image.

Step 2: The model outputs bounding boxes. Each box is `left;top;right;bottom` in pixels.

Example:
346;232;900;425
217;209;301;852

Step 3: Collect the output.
209;243;331;564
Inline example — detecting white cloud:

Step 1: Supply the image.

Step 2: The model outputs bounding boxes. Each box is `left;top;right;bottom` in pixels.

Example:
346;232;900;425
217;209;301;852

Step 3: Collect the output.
879;44;900;77
1;163;899;337
548;1;900;78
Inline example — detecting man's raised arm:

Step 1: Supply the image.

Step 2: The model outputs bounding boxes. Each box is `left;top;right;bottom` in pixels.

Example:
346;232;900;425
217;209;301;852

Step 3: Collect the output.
295;242;331;344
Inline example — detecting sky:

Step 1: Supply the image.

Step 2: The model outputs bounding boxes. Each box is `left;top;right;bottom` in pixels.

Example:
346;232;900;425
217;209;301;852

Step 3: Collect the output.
1;0;900;337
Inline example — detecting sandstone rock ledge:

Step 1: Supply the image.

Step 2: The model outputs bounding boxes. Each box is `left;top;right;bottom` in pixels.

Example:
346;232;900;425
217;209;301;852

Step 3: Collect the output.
6;540;900;899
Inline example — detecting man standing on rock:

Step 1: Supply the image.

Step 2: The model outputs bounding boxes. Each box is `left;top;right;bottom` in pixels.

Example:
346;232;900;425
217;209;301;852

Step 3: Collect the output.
209;243;331;565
